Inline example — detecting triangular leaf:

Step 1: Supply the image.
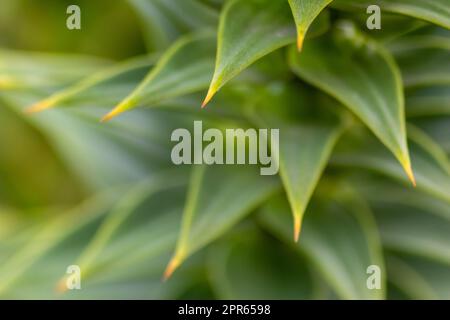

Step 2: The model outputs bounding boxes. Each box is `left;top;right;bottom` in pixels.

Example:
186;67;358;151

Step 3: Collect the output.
103;32;216;121
202;0;296;106
289;24;415;185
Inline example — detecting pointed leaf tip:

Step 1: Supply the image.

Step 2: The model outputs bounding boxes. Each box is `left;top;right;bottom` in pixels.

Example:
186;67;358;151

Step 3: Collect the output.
100;102;129;123
201;87;216;108
25;99;54;115
163;257;181;281
297;33;305;51
294;214;302;243
405;161;417;187
100;112;114;123
55;277;68;294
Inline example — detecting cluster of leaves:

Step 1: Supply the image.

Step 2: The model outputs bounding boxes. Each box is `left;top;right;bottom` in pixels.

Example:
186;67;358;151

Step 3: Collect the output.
0;0;449;299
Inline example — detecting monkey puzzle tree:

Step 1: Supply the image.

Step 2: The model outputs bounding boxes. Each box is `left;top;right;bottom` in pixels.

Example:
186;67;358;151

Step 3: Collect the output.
0;0;449;299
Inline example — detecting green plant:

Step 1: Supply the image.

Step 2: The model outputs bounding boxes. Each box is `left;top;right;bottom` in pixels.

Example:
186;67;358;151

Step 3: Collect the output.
0;0;449;299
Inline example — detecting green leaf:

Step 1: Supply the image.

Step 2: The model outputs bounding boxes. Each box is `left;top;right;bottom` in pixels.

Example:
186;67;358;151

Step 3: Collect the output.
406;86;450;117
25;55;157;114
288;0;333;50
0;192;114;296
259;188;386;300
354;177;450;265
333;0;450;29
0;50;110;90
164;165;279;279
389;36;450;88
103;32;216;121
414;117;450;154
208;224;316;299
68;171;188;282
289;23;415;185
376;200;450;266
387;254;450;299
202;0;296;106
128;0;218;50
249;85;345;241
332;126;450;203
279;124;343;241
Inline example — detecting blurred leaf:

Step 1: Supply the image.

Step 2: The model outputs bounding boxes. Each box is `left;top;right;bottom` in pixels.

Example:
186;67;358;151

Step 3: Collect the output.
278;124;343;241
208;224;316;299
376;198;450;266
0;50;110;90
353;177;450;265
288;0;333;50
202;0;296;106
259;188;386;300
406;86;450;117
387;254;450;300
389;36;450;88
289;24;415;185
69;170;188;281
128;0;218;50
0;191;115;296
414;117;450;153
334;12;426;43
249;85;345;241
103;33;216;121
26;55;157;113
332;126;450;203
333;0;450;29
165;165;279;279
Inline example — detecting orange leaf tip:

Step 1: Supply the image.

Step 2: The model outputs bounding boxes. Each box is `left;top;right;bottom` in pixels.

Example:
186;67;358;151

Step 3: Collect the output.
201;86;216;109
100;106;123;123
405;162;417;188
55;277;68;294
294;214;302;243
163;257;181;281
297;32;305;51
25;99;54;114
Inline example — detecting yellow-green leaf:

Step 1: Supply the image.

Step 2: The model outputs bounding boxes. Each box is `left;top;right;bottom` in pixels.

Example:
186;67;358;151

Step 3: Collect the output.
103;32;216;121
288;0;333;50
334;0;450;29
164;165;279;279
202;0;296;107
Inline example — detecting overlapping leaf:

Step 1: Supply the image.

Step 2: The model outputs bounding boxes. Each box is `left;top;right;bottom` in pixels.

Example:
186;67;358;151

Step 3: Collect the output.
250;85;345;241
332;126;450;203
164;165;279;279
289;24;415;185
128;0;218;50
202;0;296;106
406;86;450;117
259;189;386;300
208;225;316;299
334;0;450;29
103;32;216;121
387;254;450;299
26;55;157;113
389;35;450;87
